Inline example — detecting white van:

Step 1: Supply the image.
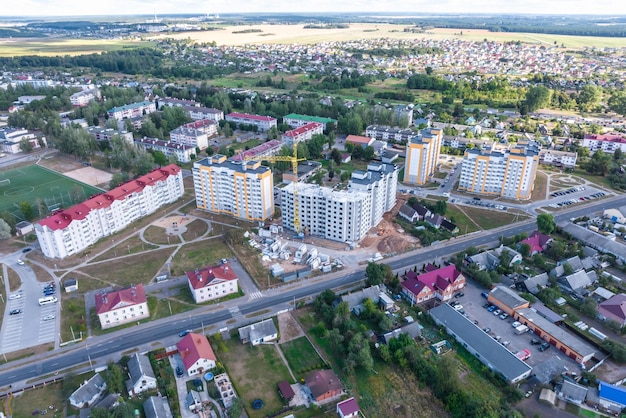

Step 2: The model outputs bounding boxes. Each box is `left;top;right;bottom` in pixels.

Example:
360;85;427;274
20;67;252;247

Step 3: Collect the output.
38;296;58;306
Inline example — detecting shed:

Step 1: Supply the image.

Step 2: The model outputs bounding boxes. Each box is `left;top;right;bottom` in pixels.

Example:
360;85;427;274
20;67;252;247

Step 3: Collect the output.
277;381;295;401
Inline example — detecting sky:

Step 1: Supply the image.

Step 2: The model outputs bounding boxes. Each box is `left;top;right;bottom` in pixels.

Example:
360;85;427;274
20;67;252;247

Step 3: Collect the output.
4;0;626;17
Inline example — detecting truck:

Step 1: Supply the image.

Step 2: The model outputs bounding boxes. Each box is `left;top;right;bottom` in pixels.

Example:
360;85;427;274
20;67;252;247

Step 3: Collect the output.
515;325;529;335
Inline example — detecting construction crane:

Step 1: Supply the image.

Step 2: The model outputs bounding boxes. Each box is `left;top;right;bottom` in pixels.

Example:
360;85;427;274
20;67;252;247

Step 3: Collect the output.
244;142;305;235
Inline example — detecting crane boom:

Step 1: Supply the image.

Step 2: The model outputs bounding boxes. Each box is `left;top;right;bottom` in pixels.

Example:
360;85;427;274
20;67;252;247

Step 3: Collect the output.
244;142;305;234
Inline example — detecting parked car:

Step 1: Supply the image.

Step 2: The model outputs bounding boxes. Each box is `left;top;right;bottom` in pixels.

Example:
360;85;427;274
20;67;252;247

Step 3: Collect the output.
179;329;192;337
481;292;489;299
16;259;24;266
9;309;22;315
502;341;511;347
483;327;491;333
176;366;184;377
539;342;551;352
43;314;55;321
483;303;490;308
487;305;497;312
8;293;22;300
493;309;503;316
22;247;32;253
530;338;541;345
512;321;521;328
499;313;509;320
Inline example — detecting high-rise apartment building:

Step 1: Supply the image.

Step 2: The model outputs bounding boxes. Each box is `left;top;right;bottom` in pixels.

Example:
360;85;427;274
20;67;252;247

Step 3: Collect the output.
403;128;443;185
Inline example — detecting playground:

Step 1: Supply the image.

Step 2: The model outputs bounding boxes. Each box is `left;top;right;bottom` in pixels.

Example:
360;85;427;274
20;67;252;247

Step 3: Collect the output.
0;164;102;220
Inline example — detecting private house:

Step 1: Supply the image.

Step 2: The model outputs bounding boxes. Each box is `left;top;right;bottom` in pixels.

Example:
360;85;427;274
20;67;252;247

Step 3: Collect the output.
305;369;344;403
143;396;173;418
126;352;157;396
215;373;237;408
337;397;360;418
277;381;295;402
466;245;522;271
15;221;33;236
345;135;375;148
186;390;202;412
430;304;532;383
559;270;597;295
487;286;530;316
558;380;588;405
410;203;432;221
598;294;626;326
522;273;549;295
238;319;278;345
96;284;149;329
520;231;552;255
381;322;422;344
69;373;107;408
64;278;79;293
515;308;596;364
340;285;382;315
398;204;419;223
401;265;466;305
597;381;626;412
186;262;239;304
551;256;585;277
177;333;217;376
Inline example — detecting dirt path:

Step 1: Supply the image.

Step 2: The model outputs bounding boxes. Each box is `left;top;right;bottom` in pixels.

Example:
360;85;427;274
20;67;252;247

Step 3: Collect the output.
452;204;481;230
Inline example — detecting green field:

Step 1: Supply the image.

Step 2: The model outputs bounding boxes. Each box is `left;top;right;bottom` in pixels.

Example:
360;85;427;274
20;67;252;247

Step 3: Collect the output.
0;39;155;57
0;164;102;220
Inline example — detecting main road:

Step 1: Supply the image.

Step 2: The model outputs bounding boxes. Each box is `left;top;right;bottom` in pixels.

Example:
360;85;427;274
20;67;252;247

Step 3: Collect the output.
0;195;623;389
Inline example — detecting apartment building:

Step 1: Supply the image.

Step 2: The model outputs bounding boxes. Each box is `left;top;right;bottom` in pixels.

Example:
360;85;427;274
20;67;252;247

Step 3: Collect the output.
186;262;238;303
539;149;578;168
134;137;196;163
458;141;539;200
281;122;324;145
225;112;277;132
184;105;224;122
365;125;415;143
35;165;183;259
87;126;133;145
403;128;443;185
230;139;283;162
107;101;156;121
95;284;149;329
0;127;43;154
582;133;626;154
282;113;337;132
169;120;218;150
280;163;398;242
158;97;199;108
70;88;100;107
193;155;274;222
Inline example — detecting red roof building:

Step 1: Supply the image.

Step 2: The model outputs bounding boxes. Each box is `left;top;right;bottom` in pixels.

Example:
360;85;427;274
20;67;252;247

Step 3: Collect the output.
345;135;375;148
35;164;183;259
401;265;466;305
177;333;217;376
305;369;343;403
281;122;323;145
337;397;360;418
599;294;626;326
186;262;239;303
583;133;626;154
95;284;149;329
520;230;552;255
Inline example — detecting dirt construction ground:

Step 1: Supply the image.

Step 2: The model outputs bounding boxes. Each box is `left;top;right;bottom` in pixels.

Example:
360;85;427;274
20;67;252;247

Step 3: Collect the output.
277;312;305;343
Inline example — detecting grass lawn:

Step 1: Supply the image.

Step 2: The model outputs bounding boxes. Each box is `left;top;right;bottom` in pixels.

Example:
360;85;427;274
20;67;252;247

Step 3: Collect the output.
170;239;233;276
0;38;155;57
6;265;21;291
280;337;325;380
454;205;529;230
0;164;102;220
90;235;159;262
143;225;182;245
60;296;87;342
446;205;480;234
213;335;293;418
147;295;197;320
570;168;614;190
530;171;548;202
181;219;209;240
77;247;175;287
9;380;67;417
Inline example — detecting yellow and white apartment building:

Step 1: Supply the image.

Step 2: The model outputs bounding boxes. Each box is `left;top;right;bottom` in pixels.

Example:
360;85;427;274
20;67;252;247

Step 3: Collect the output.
458;141;539;200
193;155;274;221
403;128;443;185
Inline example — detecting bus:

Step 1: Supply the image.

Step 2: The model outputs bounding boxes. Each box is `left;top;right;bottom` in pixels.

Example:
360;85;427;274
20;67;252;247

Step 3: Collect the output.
38;296;57;306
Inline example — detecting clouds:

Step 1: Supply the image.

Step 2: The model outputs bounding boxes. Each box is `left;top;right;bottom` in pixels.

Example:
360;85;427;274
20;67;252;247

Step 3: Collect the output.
5;0;626;16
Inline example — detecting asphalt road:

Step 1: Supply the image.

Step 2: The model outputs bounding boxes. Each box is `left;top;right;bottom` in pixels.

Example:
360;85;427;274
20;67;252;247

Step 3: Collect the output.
0;194;623;389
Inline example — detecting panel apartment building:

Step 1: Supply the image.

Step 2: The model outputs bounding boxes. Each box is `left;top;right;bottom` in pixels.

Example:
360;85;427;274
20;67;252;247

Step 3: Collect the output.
458;141;539;200
193;155;274;222
403;128;443;185
225;112;277;132
281;163;398;242
35;165;183;259
107;101;156;121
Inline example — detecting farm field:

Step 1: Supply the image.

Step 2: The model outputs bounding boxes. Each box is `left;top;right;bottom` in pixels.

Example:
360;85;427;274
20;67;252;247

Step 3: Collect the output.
0;164;102;220
0;38;154;57
162;24;626;49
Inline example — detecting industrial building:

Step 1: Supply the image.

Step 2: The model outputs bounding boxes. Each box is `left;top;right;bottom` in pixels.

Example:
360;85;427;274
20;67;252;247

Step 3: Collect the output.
458;140;539;200
193;154;274;222
403;128;443;185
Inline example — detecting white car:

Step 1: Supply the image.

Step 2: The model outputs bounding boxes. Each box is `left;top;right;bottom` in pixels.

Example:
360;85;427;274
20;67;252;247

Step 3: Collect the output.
511;321;521;328
16;259;24;266
43;314;55;321
8;293;22;300
442;192;450;197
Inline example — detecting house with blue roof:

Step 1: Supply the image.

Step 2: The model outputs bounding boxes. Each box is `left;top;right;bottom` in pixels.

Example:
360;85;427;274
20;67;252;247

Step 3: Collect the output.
598;381;626;412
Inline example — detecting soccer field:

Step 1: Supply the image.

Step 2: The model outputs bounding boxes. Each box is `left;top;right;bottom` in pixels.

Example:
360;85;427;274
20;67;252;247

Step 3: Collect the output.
0;164;103;221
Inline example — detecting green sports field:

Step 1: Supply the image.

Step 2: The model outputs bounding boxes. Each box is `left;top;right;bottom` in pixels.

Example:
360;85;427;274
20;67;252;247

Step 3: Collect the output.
0;164;103;221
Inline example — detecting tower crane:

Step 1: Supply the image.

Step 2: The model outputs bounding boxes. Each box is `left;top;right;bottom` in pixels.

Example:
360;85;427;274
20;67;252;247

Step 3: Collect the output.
244;142;305;234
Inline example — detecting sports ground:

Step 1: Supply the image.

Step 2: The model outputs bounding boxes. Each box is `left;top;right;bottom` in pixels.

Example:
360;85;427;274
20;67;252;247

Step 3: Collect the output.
0;164;103;221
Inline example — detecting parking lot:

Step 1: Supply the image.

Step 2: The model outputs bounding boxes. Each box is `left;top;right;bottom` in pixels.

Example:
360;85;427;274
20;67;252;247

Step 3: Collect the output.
457;280;580;383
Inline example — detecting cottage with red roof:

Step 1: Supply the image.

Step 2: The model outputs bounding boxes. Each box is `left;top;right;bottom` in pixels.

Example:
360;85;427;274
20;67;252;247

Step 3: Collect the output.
225;112;277;132
96;284;149;329
520;230;552;256
281;122;323;145
401;265;466;305
336;397;360;418
305;369;343;403
35;164;183;259
345;135;375;148
598;294;626;326
187;262;239;303
177;333;217;376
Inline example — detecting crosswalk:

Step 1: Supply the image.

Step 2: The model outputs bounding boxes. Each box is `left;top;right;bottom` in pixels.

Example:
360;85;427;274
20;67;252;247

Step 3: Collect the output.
228;306;241;318
248;291;264;300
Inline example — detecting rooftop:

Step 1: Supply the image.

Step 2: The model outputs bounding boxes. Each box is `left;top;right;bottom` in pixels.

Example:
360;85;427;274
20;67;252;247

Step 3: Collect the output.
95;284;147;315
